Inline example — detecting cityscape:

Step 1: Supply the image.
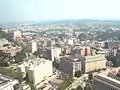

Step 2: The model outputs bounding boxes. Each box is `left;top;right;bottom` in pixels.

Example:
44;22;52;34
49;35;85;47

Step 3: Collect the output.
1;0;120;90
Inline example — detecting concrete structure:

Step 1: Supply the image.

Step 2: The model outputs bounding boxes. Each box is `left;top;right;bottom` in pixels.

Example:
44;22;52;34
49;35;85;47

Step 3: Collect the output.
43;47;61;61
0;46;21;57
82;54;107;73
95;41;105;48
74;46;91;56
47;40;55;47
65;46;72;55
0;74;19;90
24;40;37;53
93;74;120;90
67;39;74;45
0;39;9;47
17;58;53;85
60;55;82;75
60;54;106;74
8;30;22;42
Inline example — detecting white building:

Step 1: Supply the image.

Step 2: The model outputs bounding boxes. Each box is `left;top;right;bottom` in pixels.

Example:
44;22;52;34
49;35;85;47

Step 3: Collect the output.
18;58;53;85
67;39;74;45
0;39;9;47
9;30;22;42
0;74;19;90
43;47;62;61
82;54;107;73
24;40;37;53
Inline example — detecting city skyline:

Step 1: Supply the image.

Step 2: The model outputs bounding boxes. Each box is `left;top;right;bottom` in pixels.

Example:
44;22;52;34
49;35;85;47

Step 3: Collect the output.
0;0;120;23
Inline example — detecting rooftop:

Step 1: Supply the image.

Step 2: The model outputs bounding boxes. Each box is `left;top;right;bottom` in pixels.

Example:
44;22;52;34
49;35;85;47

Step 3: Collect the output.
23;57;52;69
95;74;120;88
0;74;18;87
61;55;83;62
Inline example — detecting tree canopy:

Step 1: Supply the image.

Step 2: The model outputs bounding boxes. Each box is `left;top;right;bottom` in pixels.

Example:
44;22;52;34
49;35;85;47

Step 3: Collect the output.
58;75;74;90
74;71;83;78
0;67;23;82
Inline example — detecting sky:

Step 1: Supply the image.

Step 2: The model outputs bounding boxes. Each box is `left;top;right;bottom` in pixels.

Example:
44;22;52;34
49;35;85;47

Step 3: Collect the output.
0;0;120;23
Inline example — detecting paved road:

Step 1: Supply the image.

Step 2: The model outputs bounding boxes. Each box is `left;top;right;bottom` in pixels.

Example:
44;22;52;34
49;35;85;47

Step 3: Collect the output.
66;74;88;90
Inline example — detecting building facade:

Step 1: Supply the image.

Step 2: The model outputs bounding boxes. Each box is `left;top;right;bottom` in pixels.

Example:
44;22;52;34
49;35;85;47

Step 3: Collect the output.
82;54;107;73
93;74;120;90
24;40;37;53
18;58;53;85
60;55;82;75
43;47;61;61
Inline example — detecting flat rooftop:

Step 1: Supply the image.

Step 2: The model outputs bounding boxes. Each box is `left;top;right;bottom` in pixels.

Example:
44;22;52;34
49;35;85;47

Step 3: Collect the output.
95;74;120;88
0;74;13;86
61;55;84;62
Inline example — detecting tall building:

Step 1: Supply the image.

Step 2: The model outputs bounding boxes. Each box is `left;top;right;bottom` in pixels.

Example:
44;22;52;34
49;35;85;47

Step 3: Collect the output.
93;74;120;90
24;40;37;53
8;30;22;42
17;58;53;85
60;55;82;75
43;47;61;61
74;46;92;56
81;54;106;73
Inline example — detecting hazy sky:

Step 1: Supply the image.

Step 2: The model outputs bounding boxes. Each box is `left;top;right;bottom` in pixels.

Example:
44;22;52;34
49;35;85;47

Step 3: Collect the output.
0;0;120;23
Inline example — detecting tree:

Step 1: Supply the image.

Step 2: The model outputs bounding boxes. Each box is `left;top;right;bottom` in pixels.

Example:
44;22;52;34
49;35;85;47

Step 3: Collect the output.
0;30;7;39
78;33;87;41
71;89;76;90
15;49;26;63
33;48;43;57
76;85;83;90
52;60;60;69
74;71;82;78
0;67;23;82
84;84;92;90
58;75;74;90
88;73;93;81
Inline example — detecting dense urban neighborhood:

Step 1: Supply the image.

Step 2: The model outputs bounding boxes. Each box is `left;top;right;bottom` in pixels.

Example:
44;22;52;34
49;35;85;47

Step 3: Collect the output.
1;20;120;90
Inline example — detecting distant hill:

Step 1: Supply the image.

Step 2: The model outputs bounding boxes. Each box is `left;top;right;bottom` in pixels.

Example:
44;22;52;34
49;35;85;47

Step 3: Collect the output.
1;19;120;28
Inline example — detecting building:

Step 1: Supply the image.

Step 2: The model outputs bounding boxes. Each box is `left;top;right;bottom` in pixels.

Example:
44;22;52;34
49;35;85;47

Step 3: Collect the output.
82;54;107;73
24;40;37;53
47;40;55;47
8;30;22;42
17;57;53;85
74;46;91;56
93;74;120;90
43;47;61;61
60;54;106;74
0;74;19;90
0;46;21;57
60;55;82;75
0;39;9;47
67;39;74;45
65;46;72;55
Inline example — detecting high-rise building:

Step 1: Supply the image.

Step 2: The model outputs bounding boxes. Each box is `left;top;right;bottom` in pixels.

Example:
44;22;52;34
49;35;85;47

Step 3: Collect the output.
43;47;61;61
8;30;22;42
60;55;82;75
24;40;37;53
81;54;106;73
17;58;53;85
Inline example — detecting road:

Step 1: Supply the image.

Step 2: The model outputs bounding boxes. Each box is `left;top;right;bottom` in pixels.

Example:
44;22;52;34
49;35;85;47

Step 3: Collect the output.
66;74;88;90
